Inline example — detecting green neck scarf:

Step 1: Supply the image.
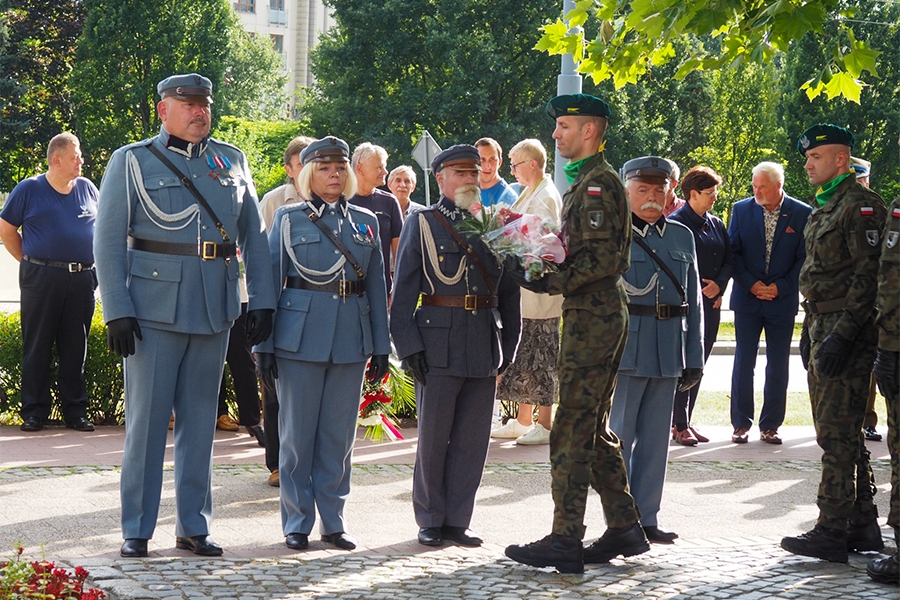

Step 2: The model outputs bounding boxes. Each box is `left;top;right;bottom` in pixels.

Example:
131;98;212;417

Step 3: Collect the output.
815;172;854;207
562;142;607;184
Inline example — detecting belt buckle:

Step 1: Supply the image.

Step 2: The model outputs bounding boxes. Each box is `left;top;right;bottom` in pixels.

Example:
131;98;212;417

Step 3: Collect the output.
201;241;218;260
464;295;478;311
656;304;670;320
339;280;352;297
68;262;81;273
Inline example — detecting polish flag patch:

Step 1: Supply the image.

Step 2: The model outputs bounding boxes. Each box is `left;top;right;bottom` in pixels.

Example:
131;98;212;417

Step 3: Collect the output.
860;206;874;216
892;207;900;218
587;186;603;196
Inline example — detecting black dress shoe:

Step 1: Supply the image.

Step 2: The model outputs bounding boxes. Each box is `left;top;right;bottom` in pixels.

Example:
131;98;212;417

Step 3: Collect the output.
175;535;223;556
584;523;651;564
67;417;95;432
417;527;443;547
321;532;356;550
642;525;678;544
20;417;44;432
120;538;148;558
441;526;483;547
247;424;266;447
285;533;308;550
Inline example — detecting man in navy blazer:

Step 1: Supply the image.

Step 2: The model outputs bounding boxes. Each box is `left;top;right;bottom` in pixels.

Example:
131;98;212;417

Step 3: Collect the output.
728;161;812;444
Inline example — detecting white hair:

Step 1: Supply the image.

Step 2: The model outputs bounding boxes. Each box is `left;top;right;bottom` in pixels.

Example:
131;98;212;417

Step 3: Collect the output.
752;161;785;185
388;165;417;186
351;142;388;170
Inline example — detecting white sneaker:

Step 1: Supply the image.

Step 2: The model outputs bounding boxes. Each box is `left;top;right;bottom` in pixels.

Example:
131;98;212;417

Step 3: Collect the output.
491;420;532;439
516;423;551;445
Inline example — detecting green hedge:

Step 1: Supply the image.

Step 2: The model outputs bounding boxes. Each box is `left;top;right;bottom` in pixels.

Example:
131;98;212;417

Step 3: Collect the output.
0;309;125;425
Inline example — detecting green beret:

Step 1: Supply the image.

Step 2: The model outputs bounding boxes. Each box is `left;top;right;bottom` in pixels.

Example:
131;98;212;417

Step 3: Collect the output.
546;94;611;120
797;124;855;156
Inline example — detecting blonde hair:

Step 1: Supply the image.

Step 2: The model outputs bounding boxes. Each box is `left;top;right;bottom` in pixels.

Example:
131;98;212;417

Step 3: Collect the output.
508;139;547;171
295;160;357;200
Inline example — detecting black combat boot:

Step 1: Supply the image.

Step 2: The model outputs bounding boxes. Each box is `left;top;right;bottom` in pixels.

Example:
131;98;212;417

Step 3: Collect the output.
505;533;584;573
583;522;650;564
866;529;899;585
781;524;848;563
847;519;884;552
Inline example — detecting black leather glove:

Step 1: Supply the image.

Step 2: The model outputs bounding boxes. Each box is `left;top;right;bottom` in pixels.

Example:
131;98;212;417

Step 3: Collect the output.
799;322;811;371
106;317;142;358
677;367;703;392
498;357;511;376
367;354;389;382
814;332;854;378
405;351;429;386
246;309;274;346
255;352;278;390
503;256;548;294
874;348;899;400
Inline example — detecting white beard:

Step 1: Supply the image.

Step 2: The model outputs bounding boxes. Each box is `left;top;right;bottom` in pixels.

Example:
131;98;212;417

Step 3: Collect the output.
453;184;482;211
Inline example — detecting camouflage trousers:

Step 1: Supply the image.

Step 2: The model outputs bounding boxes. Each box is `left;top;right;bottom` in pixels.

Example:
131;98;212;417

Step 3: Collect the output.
808;338;878;531
551;306;640;539
888;386;899;532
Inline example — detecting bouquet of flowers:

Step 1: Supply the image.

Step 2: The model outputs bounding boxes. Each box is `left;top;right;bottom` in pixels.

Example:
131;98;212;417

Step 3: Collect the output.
358;358;412;442
458;201;566;281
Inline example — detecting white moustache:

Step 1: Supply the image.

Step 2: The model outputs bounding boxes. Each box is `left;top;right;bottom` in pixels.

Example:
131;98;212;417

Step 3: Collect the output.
641;202;664;212
453;185;482;210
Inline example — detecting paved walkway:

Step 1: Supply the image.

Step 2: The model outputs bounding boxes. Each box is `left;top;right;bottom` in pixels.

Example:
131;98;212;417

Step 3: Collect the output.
0;425;895;599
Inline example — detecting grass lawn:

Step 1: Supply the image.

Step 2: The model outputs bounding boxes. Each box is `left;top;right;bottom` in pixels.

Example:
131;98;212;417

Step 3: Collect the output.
691;390;889;427
715;321;804;342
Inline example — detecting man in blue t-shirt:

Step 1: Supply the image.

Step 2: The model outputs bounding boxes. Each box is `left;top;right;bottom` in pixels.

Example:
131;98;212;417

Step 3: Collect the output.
350;143;404;295
475;137;518;207
0;133;98;432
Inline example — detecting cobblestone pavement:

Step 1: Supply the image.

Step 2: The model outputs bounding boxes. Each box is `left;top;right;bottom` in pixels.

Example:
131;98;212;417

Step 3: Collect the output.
2;462;895;599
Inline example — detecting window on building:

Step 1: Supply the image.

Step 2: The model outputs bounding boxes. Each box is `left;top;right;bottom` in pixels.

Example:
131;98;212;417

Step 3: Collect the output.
271;34;284;54
233;0;255;12
269;0;285;9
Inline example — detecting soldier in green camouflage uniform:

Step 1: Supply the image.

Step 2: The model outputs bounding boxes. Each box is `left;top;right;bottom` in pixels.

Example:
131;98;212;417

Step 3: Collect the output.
781;124;886;564
867;196;899;584
504;94;648;574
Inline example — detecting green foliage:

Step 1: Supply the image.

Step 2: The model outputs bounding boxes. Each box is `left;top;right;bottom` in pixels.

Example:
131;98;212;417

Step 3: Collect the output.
212;116;313;198
304;0;560;194
0;309;124;426
538;0;885;103
688;60;788;218
0;0;84;191
69;0;287;181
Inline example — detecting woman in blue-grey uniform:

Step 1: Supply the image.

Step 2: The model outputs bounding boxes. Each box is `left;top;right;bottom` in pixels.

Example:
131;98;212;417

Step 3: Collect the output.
255;137;390;552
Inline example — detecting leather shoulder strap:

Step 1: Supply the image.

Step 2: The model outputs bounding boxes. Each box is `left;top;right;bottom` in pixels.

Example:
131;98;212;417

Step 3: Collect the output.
147;144;231;248
302;205;365;280
632;232;686;304
432;211;497;295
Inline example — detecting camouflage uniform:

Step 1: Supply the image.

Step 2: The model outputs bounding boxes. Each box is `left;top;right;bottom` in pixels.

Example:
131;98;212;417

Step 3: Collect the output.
800;175;886;531
542;152;640;539
876;197;900;532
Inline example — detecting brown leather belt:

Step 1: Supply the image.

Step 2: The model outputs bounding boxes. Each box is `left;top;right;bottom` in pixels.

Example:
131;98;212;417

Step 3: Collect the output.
127;236;235;260
422;294;498;310
628;303;689;320
801;298;844;314
22;254;93;272
285;276;363;297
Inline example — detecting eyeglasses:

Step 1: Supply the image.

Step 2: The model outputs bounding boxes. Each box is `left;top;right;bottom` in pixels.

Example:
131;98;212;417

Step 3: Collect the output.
700;189;719;198
510;161;528;172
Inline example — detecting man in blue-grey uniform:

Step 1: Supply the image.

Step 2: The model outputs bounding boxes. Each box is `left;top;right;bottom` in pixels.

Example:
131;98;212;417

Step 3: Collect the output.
93;73;276;558
610;157;704;544
390;144;521;548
